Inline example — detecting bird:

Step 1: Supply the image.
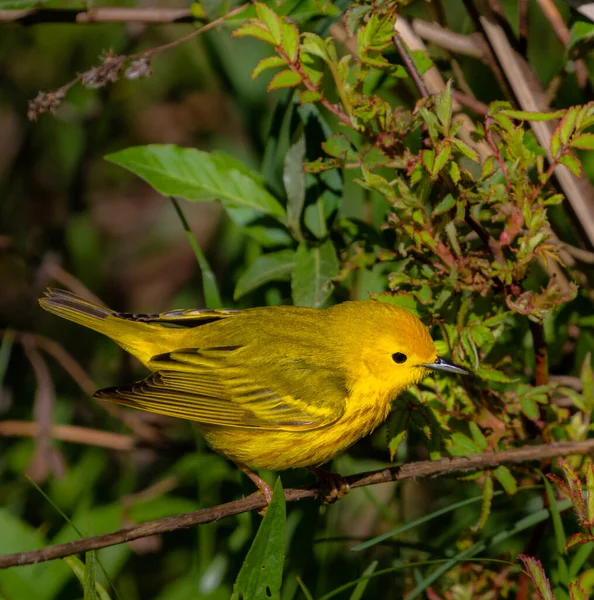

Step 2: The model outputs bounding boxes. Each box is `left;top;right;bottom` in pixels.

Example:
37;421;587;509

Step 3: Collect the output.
39;288;468;503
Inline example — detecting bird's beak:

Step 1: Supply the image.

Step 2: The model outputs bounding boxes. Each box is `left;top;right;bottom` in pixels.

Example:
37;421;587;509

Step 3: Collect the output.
422;356;469;375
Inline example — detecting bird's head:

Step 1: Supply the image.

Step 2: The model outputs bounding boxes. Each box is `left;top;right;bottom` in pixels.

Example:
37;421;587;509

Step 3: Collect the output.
330;300;468;398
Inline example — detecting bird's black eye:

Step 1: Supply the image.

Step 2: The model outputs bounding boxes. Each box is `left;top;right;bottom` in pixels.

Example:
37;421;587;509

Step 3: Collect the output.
392;352;407;364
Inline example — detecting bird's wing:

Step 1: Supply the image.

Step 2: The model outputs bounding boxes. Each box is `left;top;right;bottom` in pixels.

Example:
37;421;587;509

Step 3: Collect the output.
94;346;347;431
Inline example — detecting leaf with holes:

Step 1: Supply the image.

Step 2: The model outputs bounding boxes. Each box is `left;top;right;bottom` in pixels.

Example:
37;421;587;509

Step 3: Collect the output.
231;479;286;600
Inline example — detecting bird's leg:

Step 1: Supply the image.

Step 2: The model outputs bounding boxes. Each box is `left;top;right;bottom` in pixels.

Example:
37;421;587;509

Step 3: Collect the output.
307;466;351;504
236;462;273;504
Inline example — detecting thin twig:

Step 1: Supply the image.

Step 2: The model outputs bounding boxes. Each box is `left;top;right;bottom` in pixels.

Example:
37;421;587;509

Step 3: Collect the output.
411;19;484;59
0;7;196;24
2;439;594;568
392;32;429;98
0;421;134;451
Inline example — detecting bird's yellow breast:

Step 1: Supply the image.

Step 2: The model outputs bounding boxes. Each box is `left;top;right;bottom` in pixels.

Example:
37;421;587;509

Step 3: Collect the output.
200;387;393;470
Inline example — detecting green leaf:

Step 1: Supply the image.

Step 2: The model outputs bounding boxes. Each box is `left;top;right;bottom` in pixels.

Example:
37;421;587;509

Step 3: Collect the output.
255;2;283;45
301;33;334;64
291;240;339;308
252;55;287;80
559;153;582;176
476;365;517;383
281;21;300;62
348;561;378;600
268;69;303;91
63;556;111;600
436;80;452;133
569;582;589;600
234;250;296;300
521;396;540;420
474;476;494;531
233;23;277;45
106;145;286;220
493;466;518;495
431;144;451;178
500;108;565;121
570;133;594;150
231;479;286;600
469;422;488;451
568;20;594;56
452;139;479;162
518;555;554;600
410;49;433;76
449;432;482;456
283;135;306;241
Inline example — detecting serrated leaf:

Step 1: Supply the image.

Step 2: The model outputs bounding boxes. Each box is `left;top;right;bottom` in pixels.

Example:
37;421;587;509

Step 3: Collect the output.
291;240;339;308
431;144;451;178
268;69;302;91
255;2;283;45
252;56;287;80
300;89;322;104
558;153;582;177
561;107;580;145
447;161;460;183
106;145;286;220
518;555;554;600
421;149;435;173
474;476;494;531
569;581;589;600
231;479;285;600
570;133;594;150
551;129;561;156
501;109;565;121
281;21;300;62
233;23;276;45
449;432;482;456
301;33;334;64
388;431;407;462
452;139;479;162
436;80;452;133
323;134;352;158
234;250;296;300
566;531;594;551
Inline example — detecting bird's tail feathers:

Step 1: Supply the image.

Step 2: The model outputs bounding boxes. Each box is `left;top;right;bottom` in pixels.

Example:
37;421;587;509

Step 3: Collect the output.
39;288;116;334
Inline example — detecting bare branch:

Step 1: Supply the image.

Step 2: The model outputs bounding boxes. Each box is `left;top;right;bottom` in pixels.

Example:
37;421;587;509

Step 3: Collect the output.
2;439;594;569
0;7;196;24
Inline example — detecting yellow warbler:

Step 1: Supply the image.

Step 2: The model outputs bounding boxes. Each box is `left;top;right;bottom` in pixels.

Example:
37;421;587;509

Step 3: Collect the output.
39;288;467;501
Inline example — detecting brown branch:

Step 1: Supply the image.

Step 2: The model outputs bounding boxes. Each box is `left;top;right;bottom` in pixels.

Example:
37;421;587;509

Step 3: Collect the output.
27;4;249;119
529;320;549;386
0;421;134;451
2;439;594;568
0;7;197;24
411;19;484;59
392;32;429;98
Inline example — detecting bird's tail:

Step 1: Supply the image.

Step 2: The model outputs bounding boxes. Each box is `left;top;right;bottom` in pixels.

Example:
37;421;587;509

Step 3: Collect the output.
39;288;116;332
39;288;160;365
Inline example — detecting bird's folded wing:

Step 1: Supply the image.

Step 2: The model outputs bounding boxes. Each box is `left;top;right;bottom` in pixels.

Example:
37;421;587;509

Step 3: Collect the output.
94;347;347;431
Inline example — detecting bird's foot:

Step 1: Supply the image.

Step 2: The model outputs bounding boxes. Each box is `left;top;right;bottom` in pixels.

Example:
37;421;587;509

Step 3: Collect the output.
308;467;351;504
236;462;273;514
